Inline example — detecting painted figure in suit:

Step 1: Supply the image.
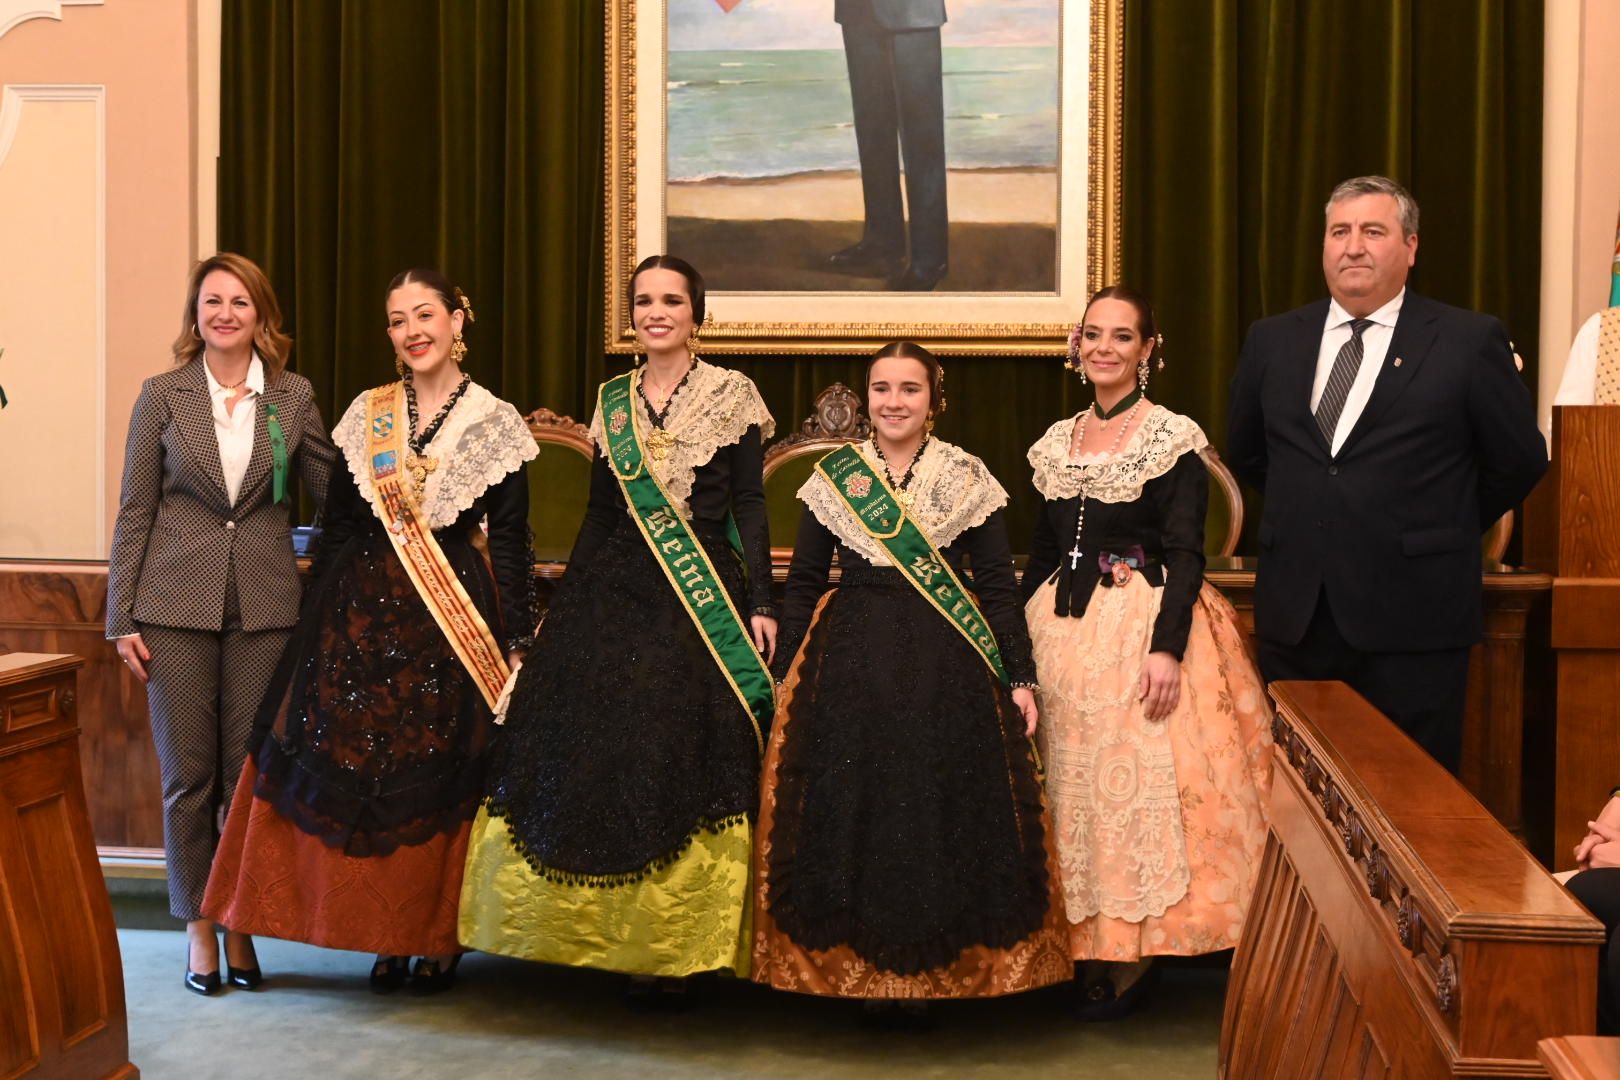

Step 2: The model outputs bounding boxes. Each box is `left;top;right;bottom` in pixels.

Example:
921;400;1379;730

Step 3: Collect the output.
826;0;949;290
106;252;335;995
1226;176;1547;773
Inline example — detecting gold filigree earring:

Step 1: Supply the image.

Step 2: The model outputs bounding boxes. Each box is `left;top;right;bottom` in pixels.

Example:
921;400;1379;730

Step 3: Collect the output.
450;333;468;365
686;311;714;359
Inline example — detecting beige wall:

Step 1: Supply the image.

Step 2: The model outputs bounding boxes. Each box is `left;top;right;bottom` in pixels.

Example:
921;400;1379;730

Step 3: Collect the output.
1540;0;1620;430
0;0;209;559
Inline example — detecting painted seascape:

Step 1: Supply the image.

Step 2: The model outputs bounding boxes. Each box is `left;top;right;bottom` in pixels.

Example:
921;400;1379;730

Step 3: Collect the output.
666;0;1060;293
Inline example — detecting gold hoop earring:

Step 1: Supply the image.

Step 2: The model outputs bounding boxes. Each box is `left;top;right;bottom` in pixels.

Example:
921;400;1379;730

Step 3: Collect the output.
450;333;468;365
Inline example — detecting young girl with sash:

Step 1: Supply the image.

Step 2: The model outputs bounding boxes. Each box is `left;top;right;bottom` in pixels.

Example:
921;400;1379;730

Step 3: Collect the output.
460;255;776;996
754;341;1070;1014
204;269;537;993
1022;287;1272;1018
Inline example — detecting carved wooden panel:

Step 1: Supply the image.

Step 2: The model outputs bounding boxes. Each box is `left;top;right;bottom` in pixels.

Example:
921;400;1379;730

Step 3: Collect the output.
0;654;136;1080
1222;681;1603;1080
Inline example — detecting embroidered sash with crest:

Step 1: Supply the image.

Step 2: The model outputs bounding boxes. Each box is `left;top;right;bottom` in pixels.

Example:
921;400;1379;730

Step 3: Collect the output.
365;383;510;710
599;372;771;755
815;443;1009;685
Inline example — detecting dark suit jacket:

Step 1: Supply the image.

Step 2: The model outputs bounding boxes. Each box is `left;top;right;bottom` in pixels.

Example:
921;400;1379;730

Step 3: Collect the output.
834;0;946;31
1226;291;1546;653
106;359;335;637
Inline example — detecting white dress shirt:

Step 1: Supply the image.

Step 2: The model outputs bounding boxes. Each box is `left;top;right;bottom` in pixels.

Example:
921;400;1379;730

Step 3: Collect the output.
1554;310;1602;407
204;353;264;506
1311;289;1404;456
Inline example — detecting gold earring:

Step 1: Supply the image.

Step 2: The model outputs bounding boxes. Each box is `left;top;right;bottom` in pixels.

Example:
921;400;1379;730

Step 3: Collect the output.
450;332;467;364
1137;355;1149;389
394;355;406;378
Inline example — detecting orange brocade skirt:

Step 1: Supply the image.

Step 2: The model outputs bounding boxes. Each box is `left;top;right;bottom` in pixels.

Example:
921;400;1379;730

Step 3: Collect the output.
203;761;468;957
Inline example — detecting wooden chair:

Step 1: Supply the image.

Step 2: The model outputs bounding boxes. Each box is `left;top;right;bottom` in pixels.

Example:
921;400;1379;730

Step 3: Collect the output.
762;383;871;558
1200;445;1245;558
525;407;595;565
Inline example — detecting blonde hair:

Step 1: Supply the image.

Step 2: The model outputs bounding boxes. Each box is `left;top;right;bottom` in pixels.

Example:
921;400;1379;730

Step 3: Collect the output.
172;252;293;378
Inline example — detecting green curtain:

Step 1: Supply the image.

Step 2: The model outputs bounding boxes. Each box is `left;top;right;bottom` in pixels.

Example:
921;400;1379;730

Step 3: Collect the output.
220;0;1542;550
219;0;605;427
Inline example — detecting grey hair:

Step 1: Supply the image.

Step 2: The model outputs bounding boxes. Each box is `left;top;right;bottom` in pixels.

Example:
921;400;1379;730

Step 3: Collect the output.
1325;175;1420;237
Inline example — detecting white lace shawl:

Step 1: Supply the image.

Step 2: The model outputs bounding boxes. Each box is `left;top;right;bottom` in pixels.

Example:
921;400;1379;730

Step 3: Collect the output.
587;360;775;519
1027;405;1209;504
796;438;1008;567
333;381;539;529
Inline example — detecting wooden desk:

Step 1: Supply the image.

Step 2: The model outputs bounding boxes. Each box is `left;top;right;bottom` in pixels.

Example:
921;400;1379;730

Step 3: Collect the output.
1541;1036;1620;1080
0;653;136;1080
0;557;1550;865
1204;557;1550;839
1221;681;1600;1079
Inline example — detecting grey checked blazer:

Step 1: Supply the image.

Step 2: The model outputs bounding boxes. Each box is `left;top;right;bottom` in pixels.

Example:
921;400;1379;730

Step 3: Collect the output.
106;359;336;637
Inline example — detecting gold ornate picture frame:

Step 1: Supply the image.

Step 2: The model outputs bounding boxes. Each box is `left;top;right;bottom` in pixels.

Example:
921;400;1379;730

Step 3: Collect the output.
604;0;1123;355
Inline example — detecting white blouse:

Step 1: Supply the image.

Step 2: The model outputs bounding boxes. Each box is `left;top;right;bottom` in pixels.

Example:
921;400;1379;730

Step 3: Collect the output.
204;353;264;506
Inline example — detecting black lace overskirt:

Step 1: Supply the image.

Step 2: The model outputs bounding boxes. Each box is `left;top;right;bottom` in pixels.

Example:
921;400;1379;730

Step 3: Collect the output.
484;519;761;878
248;524;497;857
766;570;1051;975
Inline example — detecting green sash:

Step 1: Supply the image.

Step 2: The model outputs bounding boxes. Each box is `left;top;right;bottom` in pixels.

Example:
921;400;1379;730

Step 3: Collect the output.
599;372;771;755
815;443;1009;685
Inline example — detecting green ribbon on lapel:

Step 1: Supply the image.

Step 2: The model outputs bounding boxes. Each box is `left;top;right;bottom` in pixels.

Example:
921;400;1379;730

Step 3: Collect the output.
265;402;288;504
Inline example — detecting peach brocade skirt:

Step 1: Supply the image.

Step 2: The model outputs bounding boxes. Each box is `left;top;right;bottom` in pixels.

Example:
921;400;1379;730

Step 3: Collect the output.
1026;575;1273;961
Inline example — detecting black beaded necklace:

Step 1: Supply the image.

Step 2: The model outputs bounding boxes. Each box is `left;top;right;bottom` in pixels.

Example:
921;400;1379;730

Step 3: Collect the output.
637;359;696;430
405;372;472;453
871;434;930;497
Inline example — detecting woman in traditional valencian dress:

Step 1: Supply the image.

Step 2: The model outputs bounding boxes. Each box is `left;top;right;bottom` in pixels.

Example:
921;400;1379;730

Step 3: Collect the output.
753;341;1071;1018
204;269;537;993
1022;286;1272;1018
460;255;776;998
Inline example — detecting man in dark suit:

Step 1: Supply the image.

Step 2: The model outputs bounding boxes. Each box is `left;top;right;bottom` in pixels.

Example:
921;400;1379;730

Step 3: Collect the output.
826;0;949;290
1226;175;1547;772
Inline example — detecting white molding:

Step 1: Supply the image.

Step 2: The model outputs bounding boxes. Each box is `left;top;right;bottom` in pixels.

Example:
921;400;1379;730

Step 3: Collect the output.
0;0;102;43
0;83;107;552
1539;0;1583;435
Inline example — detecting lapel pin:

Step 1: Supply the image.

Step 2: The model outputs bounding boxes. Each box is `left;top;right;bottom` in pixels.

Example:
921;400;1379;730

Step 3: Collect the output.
1393;357;1403;368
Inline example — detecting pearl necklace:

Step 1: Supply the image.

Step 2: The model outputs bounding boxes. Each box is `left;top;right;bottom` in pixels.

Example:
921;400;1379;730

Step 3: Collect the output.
1066;398;1143;571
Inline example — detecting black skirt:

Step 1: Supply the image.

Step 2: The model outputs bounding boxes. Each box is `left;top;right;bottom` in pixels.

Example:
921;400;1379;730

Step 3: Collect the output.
484;519;762;880
765;566;1052;975
249;524;498;857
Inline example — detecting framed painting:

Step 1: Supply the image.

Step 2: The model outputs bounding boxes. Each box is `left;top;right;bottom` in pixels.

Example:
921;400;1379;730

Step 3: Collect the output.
603;0;1123;355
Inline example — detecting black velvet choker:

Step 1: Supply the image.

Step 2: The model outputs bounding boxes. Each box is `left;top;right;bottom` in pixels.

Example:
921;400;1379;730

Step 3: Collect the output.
1091;387;1143;421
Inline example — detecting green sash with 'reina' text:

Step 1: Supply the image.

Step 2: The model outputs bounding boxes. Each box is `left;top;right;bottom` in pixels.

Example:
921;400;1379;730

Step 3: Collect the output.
599;372;770;755
816;443;1009;685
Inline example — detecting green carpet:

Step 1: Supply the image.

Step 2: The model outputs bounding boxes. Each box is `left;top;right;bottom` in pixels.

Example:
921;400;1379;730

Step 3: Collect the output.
113;893;1221;1079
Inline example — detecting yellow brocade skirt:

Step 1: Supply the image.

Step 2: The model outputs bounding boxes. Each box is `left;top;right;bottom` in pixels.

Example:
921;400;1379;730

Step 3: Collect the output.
1026;575;1273;961
458;805;753;977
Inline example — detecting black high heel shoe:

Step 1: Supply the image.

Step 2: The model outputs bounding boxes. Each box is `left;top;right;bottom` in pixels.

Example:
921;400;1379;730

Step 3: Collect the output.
369;955;410;994
224;934;263;989
225;963;263;990
184;968;221;996
409;955;461;995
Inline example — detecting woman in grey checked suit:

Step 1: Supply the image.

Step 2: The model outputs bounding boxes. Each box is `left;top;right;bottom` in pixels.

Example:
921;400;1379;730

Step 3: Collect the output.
107;252;335;996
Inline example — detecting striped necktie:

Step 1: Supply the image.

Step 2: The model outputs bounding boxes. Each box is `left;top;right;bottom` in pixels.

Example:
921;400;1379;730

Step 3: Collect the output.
1314;318;1374;444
